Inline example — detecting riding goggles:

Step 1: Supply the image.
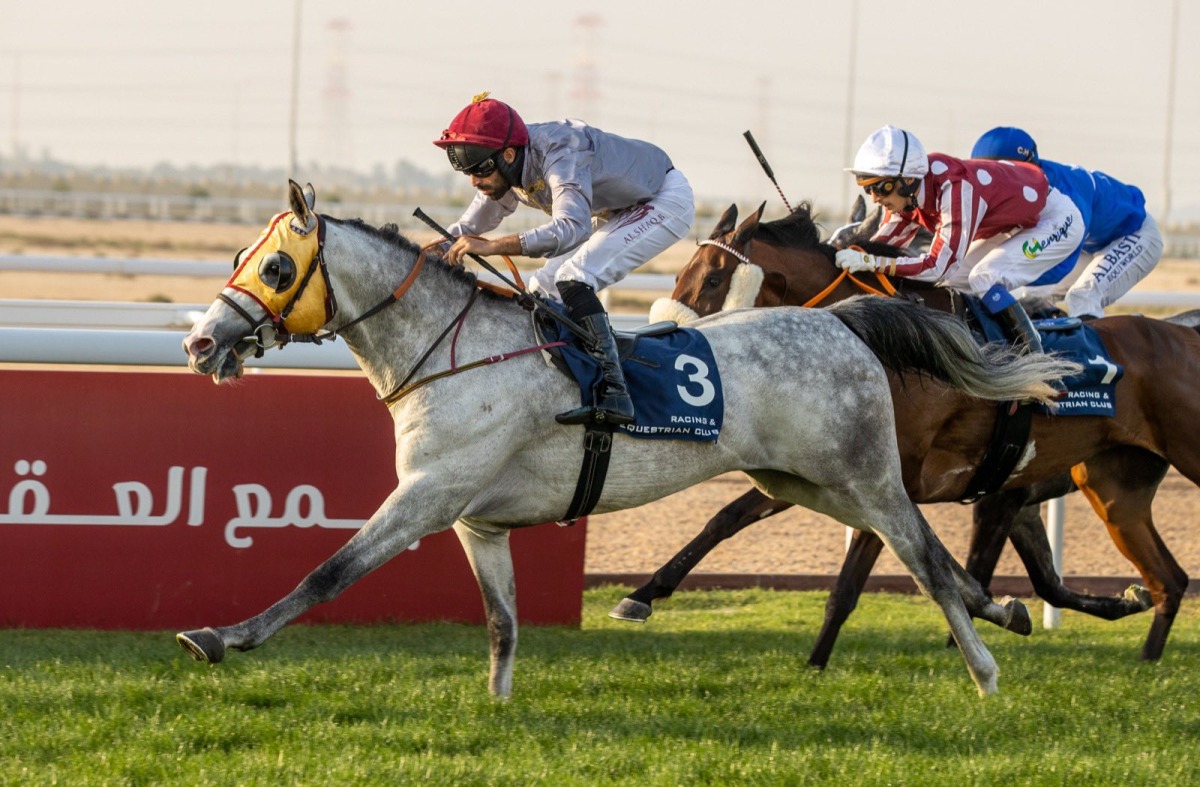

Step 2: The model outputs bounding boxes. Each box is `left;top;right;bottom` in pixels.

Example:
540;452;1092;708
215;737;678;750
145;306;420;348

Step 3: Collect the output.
855;175;898;197
446;143;500;177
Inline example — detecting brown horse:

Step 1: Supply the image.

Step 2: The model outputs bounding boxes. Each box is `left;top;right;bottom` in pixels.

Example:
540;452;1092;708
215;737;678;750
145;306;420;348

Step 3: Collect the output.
617;202;1194;665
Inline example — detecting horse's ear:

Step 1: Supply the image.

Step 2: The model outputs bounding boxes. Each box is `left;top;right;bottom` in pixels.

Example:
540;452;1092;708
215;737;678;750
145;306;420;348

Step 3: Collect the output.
861;205;883;238
303;183;317;210
731;201;767;245
288;180;309;222
849;194;866;223
709;204;739;239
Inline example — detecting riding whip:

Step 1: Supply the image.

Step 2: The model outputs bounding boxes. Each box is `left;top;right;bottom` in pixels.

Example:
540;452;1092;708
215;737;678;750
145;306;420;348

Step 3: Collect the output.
411;207;593;343
743;130;794;214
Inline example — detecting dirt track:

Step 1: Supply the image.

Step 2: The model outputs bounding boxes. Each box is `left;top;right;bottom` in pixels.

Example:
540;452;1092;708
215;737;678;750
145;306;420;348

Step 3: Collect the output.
3;215;1199;582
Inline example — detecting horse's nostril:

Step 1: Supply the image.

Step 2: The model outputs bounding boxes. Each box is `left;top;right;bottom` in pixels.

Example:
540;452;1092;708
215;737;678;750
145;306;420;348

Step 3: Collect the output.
185;335;215;359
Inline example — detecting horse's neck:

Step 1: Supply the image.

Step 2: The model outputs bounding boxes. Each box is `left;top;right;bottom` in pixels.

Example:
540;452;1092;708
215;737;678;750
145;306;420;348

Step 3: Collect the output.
325;226;528;400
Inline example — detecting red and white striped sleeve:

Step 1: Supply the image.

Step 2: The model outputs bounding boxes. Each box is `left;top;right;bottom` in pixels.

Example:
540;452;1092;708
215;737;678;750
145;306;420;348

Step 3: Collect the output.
892;179;983;279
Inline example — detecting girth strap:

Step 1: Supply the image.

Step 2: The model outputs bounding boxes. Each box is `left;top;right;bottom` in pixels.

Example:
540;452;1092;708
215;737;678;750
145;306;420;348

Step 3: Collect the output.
958;400;1034;503
560;425;615;524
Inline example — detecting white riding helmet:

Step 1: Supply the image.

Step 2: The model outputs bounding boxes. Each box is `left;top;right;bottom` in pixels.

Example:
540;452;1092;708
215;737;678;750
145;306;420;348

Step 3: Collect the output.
848;125;929;181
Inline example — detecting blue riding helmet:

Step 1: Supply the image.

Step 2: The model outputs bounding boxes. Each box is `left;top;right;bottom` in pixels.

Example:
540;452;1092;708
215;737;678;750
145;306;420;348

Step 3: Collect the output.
971;126;1039;164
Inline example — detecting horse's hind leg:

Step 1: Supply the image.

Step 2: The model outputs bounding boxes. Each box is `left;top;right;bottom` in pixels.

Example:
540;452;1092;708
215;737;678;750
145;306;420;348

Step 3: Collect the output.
1073;450;1187;661
748;469;1001;696
807;528;885;669
453;521;518;697
1006;502;1152;620
611;489;793;622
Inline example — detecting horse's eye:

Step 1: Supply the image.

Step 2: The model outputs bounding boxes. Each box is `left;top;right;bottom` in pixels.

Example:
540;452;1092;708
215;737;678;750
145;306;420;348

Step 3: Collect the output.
232;247;248;271
705;274;723;289
258;251;297;292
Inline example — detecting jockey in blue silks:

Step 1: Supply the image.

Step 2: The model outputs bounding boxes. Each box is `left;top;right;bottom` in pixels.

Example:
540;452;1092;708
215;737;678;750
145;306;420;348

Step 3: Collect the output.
971;127;1162;319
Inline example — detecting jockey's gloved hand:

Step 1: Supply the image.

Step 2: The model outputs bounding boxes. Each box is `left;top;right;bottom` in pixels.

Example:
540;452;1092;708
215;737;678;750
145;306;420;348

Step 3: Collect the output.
834;248;881;273
836;249;898;275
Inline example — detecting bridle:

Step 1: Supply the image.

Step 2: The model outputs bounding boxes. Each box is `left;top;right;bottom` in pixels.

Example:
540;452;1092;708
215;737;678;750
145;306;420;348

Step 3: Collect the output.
697;235;898;309
220;214;564;407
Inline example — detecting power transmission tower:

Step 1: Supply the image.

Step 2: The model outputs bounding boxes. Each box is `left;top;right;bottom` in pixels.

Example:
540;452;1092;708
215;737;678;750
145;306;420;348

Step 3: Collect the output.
570;15;603;123
320;17;354;172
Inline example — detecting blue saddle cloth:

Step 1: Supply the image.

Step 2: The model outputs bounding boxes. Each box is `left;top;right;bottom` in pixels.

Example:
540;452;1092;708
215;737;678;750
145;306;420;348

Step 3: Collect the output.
543;306;724;442
1035;318;1124;416
962;296;1123;416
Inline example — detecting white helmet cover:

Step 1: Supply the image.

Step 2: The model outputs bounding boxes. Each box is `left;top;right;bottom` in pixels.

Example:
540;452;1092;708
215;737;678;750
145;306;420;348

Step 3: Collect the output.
848;125;929;180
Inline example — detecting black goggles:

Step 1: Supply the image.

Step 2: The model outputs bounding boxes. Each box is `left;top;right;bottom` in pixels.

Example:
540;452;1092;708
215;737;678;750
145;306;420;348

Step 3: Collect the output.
446;144;500;177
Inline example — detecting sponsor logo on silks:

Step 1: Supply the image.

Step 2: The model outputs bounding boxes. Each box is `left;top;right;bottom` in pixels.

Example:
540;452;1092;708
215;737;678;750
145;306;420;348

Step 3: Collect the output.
1022;213;1075;259
612;202;657;230
513;178;550;214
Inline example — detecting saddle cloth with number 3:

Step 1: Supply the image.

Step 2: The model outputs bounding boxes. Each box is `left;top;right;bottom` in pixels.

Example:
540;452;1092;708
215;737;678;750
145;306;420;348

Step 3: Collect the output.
537;304;724;442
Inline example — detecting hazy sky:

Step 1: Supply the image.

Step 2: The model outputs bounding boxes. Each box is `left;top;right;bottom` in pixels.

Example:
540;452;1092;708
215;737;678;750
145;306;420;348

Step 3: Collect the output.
3;0;1198;223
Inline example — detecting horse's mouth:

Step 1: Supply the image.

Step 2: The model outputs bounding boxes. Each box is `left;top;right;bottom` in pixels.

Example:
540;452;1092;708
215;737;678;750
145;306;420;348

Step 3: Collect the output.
188;339;254;383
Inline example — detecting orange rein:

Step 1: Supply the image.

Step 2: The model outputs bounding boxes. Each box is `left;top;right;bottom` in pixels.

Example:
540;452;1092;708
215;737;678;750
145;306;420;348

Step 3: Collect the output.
801;268;898;308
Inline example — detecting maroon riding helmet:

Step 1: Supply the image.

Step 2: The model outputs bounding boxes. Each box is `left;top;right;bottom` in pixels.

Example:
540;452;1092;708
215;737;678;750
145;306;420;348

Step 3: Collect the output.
433;93;529;175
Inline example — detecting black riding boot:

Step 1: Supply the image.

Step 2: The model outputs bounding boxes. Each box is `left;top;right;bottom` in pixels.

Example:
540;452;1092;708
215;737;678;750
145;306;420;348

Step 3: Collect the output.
995;301;1044;354
554;281;636;426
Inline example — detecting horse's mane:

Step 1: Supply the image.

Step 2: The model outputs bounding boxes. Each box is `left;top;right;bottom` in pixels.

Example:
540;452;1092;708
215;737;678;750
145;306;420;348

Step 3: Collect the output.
749;203;908;262
326;216;507;300
750;202;827;252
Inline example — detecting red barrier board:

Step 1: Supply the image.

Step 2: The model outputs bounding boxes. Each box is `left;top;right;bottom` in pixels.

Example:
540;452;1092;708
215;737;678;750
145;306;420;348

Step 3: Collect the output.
0;369;586;629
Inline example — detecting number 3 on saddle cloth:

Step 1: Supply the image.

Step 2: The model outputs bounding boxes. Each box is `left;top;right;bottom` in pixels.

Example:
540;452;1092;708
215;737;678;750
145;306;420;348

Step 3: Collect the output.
958;296;1126;502
535;303;725;441
534;303;725;522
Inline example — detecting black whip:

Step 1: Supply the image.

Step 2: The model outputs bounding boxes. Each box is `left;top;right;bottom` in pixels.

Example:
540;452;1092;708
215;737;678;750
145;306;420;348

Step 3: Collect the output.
411;207;592;343
743;130;794;213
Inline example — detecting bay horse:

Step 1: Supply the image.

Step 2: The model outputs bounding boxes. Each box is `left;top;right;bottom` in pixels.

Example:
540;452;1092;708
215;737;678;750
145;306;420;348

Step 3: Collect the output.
630;202;1195;665
176;181;1077;697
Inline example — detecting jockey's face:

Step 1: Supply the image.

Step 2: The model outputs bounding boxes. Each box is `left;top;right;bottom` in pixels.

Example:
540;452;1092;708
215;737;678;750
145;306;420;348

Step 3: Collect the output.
866;178;918;213
468;147;516;201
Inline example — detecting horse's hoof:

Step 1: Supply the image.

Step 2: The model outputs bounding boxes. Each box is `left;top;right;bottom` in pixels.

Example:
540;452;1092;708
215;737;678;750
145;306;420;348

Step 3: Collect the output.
176;628;226;664
999;596;1032;636
608;598;652;623
1124;584;1153;611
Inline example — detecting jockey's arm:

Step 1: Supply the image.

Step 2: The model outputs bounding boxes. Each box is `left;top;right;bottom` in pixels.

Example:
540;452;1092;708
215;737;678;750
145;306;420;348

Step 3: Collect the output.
445;234;523;265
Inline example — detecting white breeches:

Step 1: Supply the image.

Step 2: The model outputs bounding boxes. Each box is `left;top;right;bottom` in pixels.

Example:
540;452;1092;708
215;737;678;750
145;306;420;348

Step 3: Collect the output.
1015;214;1163;318
939;188;1085;297
528;168;695;299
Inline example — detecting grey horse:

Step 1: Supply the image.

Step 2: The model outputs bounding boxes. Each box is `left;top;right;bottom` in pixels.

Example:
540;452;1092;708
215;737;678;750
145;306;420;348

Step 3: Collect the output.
177;181;1078;697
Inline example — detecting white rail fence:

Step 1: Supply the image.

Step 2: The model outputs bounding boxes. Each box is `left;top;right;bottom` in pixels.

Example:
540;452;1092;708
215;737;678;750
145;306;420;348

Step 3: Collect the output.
1;254;1191;628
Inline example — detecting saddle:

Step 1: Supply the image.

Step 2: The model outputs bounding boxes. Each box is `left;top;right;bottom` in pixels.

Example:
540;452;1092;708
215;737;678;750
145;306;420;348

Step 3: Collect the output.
533;305;726;522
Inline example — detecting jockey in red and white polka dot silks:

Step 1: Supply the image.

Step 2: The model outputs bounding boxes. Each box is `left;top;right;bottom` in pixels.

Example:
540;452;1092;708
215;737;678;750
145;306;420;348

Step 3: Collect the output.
839;125;1085;352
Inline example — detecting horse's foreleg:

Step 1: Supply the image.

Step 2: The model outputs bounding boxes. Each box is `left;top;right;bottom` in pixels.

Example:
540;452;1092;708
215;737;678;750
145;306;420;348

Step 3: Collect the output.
177;484;453;664
966;491;1026;591
610;489;792;622
807;529;884;669
453;520;517;698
